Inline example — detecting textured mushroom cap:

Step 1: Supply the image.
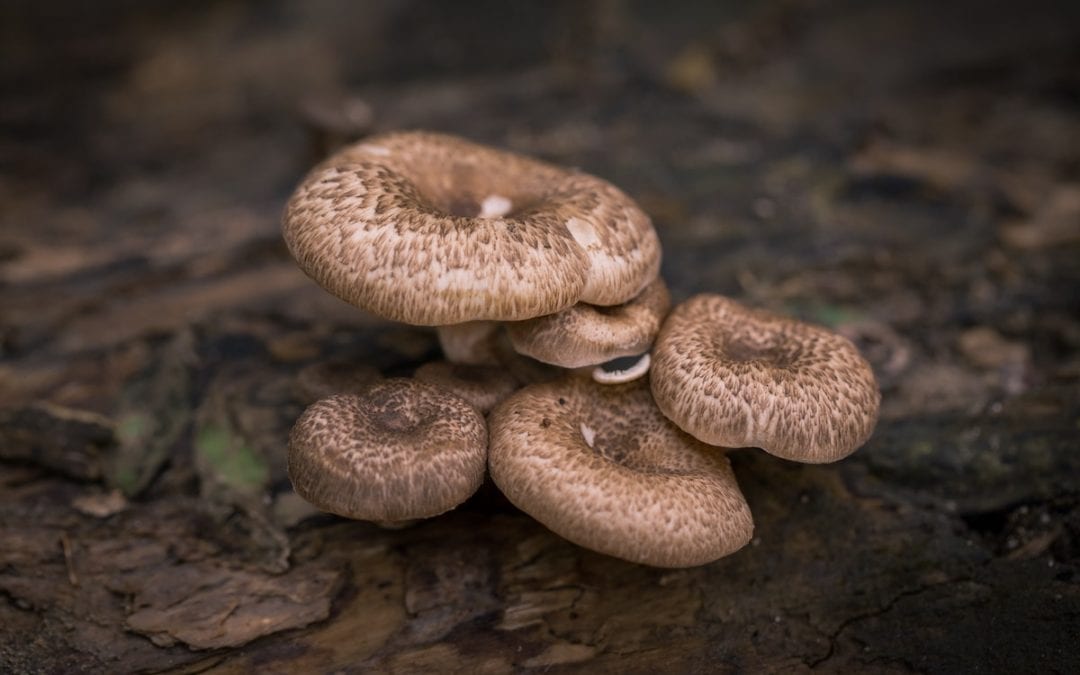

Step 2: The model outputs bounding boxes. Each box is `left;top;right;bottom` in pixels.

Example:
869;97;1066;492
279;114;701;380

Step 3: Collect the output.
650;294;881;463
294;359;383;404
507;277;671;368
414;361;521;415
288;379;487;521
282;131;661;325
489;377;754;567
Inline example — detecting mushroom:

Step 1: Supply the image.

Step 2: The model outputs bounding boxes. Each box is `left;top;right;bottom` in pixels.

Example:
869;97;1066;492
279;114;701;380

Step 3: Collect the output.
281;131;661;335
437;321;565;385
435;321;502;365
288;379;487;522
488;377;754;567
414;360;521;415
506;277;671;383
649;294;880;463
592;353;652;385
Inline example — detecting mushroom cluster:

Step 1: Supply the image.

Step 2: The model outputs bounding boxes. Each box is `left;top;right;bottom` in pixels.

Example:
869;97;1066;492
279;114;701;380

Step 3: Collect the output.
282;131;880;567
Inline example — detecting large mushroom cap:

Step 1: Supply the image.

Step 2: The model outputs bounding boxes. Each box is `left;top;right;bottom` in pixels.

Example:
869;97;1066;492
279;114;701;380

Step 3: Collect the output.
650;294;881;463
488;377;754;567
288;379;487;521
283;131;661;325
506;277;671;369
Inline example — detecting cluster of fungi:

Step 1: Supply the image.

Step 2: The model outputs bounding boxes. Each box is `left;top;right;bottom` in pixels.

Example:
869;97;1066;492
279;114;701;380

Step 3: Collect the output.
283;131;880;567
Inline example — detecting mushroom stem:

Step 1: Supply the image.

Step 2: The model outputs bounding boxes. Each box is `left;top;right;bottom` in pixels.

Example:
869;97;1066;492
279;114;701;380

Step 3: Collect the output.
436;321;501;365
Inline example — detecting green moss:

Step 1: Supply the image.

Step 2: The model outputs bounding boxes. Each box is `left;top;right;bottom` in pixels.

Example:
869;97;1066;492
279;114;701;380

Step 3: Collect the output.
116;413;149;442
810;304;864;328
195;424;269;494
112;465;139;495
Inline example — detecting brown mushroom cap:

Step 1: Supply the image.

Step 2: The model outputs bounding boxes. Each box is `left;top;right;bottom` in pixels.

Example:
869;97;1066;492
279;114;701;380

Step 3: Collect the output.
283;131;661;326
414;361;521;415
506;277;671;369
288;379;487;521
650;294;881;463
488;377;754;567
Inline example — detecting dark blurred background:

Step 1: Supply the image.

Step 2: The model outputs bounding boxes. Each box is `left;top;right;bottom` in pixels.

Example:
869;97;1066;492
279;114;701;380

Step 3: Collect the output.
3;0;1079;292
1;1;1079;672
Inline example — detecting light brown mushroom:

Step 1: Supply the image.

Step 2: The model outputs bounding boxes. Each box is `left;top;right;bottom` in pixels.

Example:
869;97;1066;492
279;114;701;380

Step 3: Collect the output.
506;277;671;378
488;377;754;567
414;360;520;415
282;131;661;327
288;379;487;521
650;294;880;463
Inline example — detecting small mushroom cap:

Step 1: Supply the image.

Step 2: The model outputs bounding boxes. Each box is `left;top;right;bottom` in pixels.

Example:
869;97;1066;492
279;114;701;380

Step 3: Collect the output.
650;294;881;463
288;379;487;521
507;277;671;369
294;359;383;404
488;377;754;567
414;361;521;415
282;131;661;325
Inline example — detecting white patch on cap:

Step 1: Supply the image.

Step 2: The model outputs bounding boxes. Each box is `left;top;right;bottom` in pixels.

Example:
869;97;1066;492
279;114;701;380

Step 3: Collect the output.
434;268;487;292
566;217;600;248
357;144;391;156
479;194;513;218
592;353;651;385
580;423;597;448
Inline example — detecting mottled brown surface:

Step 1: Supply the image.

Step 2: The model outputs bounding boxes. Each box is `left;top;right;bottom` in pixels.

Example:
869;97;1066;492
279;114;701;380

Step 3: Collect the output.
651;293;880;462
283;131;660;325
507;277;671;368
489;377;753;567
2;0;1079;673
288;380;487;521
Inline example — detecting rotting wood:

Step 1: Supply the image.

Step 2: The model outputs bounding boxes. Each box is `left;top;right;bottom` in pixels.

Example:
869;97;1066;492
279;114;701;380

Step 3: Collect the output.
1;1;1079;673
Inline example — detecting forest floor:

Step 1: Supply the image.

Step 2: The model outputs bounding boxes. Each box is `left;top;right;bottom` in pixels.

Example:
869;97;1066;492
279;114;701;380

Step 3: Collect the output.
1;1;1079;672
